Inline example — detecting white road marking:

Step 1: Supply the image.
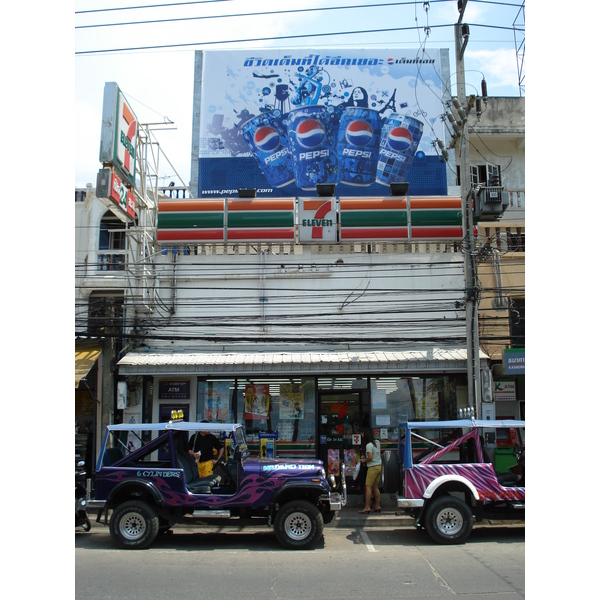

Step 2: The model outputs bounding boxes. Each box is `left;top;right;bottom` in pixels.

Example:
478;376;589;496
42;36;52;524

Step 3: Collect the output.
360;529;377;552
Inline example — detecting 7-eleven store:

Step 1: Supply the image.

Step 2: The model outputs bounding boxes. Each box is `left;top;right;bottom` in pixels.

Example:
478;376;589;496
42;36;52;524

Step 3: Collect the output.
116;196;485;493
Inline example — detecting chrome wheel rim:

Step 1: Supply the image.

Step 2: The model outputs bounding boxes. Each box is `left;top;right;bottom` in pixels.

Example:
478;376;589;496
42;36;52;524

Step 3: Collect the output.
119;511;147;541
435;507;463;536
284;512;312;541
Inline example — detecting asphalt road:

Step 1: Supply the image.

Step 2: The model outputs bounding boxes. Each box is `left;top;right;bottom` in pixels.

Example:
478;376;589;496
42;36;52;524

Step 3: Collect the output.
75;522;525;599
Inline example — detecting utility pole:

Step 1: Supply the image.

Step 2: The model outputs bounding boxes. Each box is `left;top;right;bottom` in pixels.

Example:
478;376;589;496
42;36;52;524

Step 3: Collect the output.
454;1;481;417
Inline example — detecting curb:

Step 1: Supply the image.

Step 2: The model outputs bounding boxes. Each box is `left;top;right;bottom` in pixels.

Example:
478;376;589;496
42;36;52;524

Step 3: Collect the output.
331;511;414;529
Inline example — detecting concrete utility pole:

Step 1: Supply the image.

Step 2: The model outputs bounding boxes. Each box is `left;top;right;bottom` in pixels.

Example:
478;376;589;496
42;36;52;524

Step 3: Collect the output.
454;1;481;416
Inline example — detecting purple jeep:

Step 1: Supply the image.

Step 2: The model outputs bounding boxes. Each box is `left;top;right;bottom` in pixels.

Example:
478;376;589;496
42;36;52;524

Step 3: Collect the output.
88;421;345;549
394;419;525;544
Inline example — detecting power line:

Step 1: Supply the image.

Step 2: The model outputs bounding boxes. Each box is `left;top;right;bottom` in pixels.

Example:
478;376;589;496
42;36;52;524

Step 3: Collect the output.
76;2;428;29
76;0;238;15
75;23;452;55
75;20;522;55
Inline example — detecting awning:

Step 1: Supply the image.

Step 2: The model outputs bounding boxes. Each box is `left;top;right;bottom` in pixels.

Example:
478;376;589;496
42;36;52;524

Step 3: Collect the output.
118;348;488;377
76;344;102;387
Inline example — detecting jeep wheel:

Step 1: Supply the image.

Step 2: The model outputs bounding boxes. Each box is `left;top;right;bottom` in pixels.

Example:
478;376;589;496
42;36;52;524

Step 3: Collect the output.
425;496;473;545
109;500;160;549
274;500;324;550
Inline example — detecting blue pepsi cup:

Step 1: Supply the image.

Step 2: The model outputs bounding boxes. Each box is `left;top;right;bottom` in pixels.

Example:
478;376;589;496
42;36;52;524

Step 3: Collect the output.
241;111;295;188
337;107;382;186
376;114;423;185
286;106;339;191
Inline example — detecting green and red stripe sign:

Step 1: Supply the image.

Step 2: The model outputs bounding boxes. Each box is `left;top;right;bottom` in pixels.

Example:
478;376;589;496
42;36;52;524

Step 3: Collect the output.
340;198;408;240
157;196;467;243
227;199;294;241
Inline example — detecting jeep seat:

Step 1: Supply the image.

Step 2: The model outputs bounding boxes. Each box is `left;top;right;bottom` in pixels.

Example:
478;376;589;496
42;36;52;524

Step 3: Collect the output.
176;452;221;494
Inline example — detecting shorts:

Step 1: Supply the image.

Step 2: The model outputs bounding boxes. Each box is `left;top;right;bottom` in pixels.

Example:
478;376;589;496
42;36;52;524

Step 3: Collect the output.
365;464;382;488
197;460;213;478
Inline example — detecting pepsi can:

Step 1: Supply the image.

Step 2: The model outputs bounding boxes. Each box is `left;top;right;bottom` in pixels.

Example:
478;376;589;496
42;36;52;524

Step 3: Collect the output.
286;106;339;191
376;114;423;186
241;111;295;188
337;107;382;186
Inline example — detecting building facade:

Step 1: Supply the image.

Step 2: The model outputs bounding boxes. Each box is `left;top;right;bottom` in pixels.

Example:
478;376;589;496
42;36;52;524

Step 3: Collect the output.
75;97;524;482
467;97;525;422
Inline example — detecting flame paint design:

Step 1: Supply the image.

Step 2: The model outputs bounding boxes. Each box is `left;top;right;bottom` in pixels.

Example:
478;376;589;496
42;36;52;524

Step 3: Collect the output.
95;460;325;510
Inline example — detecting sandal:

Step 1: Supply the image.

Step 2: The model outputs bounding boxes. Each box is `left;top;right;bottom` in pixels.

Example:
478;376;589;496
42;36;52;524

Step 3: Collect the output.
358;508;371;514
374;508;381;513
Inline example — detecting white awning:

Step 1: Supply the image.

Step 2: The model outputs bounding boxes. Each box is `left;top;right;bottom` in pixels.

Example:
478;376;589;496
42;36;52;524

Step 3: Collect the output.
118;348;487;377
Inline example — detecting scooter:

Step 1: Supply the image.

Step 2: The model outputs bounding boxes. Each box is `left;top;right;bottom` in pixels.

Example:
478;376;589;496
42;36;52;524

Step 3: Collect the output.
75;461;92;531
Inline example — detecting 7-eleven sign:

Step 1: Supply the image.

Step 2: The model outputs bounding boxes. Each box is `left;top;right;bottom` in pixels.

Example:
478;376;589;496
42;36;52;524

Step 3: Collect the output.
115;93;137;182
299;198;337;243
99;82;138;188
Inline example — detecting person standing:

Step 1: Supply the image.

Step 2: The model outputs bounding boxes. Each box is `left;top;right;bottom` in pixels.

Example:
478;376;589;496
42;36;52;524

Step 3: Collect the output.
189;422;224;478
359;428;382;514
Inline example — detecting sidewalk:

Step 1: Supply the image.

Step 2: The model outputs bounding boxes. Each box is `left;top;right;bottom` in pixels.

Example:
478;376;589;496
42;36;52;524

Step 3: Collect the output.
332;492;414;528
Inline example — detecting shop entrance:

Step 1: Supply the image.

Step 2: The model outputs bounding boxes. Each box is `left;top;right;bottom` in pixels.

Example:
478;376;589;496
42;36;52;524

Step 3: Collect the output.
318;391;367;493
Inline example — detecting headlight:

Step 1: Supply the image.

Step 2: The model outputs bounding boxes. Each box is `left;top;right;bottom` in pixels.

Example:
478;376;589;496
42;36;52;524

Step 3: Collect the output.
328;474;336;489
320;468;326;480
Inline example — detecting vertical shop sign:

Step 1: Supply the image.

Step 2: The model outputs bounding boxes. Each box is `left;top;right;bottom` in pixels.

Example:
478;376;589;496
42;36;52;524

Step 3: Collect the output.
99;82;138;188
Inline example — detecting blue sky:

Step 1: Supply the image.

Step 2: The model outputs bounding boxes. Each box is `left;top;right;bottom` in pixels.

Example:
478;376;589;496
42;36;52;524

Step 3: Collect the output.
73;0;527;187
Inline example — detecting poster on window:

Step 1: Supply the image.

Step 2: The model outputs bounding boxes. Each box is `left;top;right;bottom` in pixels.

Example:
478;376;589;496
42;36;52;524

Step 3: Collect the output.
344;449;358;476
327;449;340;476
414;389;439;420
205;381;231;422
244;384;270;420
279;383;304;420
123;404;142;453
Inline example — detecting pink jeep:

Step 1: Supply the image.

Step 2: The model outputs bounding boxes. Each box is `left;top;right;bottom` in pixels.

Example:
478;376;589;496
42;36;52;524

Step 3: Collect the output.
395;419;525;544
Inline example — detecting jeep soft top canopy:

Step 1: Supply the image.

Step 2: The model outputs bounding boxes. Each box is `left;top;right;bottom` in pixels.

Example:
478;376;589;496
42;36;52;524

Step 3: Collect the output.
401;419;525;430
105;421;242;433
97;422;245;471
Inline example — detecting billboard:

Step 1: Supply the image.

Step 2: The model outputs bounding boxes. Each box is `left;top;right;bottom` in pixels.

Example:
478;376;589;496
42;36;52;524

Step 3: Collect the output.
192;49;450;199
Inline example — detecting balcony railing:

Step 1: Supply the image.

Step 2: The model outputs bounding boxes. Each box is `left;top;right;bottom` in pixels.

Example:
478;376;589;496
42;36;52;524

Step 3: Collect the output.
158;185;191;199
480;223;525;253
98;252;127;271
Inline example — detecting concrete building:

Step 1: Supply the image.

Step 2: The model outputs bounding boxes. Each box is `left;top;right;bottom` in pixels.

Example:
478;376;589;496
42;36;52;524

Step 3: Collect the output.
75;97;524;482
468;97;525;421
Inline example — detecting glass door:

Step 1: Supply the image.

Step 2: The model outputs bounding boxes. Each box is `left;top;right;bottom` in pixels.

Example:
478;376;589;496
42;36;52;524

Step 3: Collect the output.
318;392;365;492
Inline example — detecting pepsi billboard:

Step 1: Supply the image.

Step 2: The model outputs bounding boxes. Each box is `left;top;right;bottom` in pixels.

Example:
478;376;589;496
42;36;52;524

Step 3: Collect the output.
192;49;450;198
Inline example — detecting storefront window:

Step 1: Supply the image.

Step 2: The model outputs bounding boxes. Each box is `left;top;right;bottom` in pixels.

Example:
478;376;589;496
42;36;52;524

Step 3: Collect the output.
370;375;468;442
197;380;236;422
235;378;316;458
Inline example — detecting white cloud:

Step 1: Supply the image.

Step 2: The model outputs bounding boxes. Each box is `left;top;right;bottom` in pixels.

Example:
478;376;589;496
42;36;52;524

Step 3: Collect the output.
464;48;521;94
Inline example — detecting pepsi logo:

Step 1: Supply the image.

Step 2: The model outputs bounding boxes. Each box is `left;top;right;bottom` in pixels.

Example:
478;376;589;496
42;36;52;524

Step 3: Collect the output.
254;126;280;152
296;119;325;149
346;120;372;147
387;127;412;152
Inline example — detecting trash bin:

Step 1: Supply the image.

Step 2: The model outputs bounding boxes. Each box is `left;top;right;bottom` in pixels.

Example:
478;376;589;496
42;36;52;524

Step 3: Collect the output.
494;446;517;473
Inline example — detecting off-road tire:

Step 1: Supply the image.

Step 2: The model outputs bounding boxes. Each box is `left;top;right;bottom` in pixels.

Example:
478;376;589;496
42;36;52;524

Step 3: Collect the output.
274;500;324;550
109;500;160;549
424;495;473;544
